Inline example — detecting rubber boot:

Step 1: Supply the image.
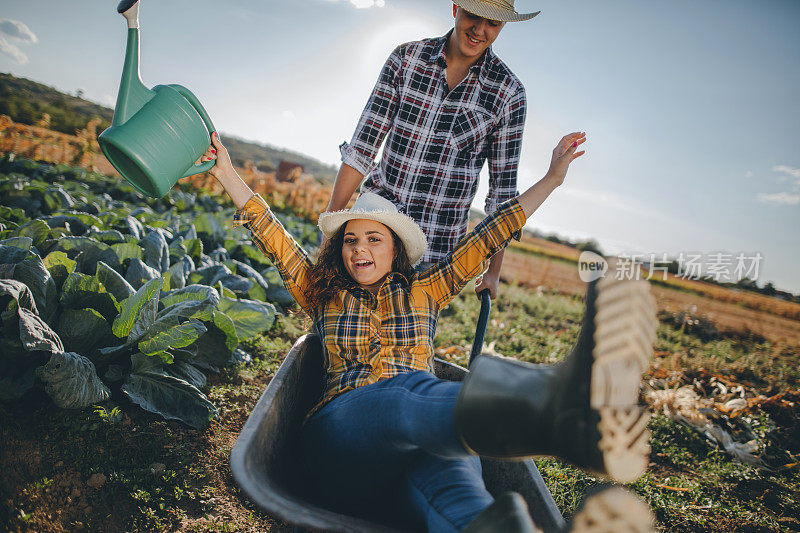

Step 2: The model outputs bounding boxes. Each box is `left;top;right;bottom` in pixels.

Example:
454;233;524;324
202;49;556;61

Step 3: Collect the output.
462;492;539;533
453;262;658;482
564;486;655;533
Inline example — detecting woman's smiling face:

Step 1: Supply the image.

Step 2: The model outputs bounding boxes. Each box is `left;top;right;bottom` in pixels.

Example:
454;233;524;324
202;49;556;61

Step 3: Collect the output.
341;219;396;293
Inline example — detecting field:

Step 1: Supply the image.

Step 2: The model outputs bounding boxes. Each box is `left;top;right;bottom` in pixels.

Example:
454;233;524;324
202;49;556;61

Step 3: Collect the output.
500;246;800;346
1;157;799;532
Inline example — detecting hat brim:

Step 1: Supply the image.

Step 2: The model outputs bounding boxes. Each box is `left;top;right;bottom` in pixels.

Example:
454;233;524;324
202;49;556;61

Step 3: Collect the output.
318;209;428;267
453;0;540;22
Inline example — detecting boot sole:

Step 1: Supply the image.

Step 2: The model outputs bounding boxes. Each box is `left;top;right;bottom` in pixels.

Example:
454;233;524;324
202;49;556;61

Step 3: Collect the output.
590;259;658;483
569;486;656;533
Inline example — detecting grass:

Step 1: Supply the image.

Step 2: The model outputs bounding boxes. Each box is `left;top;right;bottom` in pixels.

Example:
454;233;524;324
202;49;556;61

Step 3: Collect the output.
1;280;798;532
654;311;799;391
435;282;800;532
436;282;584;366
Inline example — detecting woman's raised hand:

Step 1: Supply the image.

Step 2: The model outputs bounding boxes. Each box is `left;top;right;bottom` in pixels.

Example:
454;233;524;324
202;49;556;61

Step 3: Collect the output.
516;132;586;218
200;132;235;183
199;132;256;209
546;132;586;186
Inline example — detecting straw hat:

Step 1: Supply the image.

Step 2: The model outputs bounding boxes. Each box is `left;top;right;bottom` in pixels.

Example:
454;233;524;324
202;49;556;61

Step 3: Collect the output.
318;193;428;267
453;0;540;22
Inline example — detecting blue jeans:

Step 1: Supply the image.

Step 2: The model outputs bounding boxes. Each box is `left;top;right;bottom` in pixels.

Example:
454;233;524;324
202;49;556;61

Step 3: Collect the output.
301;370;494;532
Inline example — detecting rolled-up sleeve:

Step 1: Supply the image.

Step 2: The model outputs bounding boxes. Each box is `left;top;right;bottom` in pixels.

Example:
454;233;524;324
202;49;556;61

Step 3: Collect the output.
485;86;525;219
340;45;404;177
418;197;526;309
233;194;313;312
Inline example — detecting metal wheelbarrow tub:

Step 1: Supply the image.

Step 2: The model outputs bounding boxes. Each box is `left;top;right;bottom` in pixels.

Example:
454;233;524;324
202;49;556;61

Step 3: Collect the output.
230;332;566;532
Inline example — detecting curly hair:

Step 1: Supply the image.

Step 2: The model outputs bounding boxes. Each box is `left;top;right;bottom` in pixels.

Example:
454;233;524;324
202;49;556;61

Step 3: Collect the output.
304;223;414;313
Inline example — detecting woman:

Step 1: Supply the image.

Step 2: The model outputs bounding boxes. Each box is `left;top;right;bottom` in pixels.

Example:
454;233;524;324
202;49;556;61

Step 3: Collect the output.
202;131;657;532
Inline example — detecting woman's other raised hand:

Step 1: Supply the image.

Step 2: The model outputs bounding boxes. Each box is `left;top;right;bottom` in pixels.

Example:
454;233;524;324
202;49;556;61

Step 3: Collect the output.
546;131;586;186
516;131;586;218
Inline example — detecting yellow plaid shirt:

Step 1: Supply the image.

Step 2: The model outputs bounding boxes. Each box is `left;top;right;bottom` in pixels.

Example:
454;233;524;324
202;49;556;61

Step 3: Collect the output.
232;195;526;421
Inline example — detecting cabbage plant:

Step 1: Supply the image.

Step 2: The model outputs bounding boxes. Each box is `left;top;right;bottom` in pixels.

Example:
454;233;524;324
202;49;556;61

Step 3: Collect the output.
0;156;315;428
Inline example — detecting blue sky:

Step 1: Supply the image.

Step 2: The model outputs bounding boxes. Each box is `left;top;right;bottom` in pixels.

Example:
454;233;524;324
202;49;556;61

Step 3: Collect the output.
1;0;799;292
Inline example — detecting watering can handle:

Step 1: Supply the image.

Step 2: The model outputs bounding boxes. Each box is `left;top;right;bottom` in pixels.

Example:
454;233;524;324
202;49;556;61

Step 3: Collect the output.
169;84;217;178
468;289;492;367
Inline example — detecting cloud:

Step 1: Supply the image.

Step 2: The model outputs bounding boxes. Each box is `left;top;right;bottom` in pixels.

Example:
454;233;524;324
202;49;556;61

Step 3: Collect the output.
757;165;800;204
757;192;800;205
0;36;28;64
772;165;800;180
325;0;386;9
0;19;37;43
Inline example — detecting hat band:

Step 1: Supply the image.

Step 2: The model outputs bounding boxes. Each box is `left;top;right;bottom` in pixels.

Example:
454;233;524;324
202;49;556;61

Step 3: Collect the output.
477;0;517;13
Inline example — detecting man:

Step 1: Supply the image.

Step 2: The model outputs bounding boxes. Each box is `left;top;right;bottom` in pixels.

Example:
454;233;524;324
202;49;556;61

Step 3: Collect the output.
325;0;539;299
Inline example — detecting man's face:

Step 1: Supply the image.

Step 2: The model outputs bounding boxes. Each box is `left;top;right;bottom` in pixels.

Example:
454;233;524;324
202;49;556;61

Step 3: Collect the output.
452;6;506;60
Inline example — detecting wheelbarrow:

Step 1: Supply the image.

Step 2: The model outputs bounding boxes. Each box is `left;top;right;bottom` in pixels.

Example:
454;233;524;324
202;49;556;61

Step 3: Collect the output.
230;290;566;532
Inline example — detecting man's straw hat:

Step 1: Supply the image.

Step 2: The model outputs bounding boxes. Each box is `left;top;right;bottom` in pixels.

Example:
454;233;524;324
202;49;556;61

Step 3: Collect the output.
453;0;540;22
318;193;428;266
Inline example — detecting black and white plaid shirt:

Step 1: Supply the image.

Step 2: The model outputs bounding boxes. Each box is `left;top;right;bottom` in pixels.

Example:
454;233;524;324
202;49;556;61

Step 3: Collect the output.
340;29;526;263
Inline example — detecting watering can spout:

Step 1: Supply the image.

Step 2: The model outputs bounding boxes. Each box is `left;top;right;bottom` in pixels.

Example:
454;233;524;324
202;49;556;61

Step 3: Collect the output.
111;1;154;126
98;0;216;198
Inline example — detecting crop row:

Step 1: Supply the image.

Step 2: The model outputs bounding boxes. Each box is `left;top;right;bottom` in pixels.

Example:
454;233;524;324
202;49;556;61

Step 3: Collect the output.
0;155;318;427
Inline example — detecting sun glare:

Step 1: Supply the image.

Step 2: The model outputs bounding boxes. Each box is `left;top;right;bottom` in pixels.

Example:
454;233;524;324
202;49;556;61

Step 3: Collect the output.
360;17;443;75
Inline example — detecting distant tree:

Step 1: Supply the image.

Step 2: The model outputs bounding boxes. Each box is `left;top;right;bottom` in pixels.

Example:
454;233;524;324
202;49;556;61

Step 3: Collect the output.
762;281;776;296
576;239;603;255
735;278;758;290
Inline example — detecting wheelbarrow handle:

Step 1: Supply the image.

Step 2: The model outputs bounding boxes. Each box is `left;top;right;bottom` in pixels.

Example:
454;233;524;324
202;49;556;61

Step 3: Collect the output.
468;289;492;367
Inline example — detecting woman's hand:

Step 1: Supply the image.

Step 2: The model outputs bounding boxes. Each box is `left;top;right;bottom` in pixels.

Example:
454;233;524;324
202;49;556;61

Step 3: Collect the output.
200;132;235;184
198;132;256;209
516;132;586;218
546;131;586;186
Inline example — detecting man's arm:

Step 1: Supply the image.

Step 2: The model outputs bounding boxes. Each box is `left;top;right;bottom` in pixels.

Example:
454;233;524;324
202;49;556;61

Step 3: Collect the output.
326;163;365;212
475;249;505;298
478;87;527;298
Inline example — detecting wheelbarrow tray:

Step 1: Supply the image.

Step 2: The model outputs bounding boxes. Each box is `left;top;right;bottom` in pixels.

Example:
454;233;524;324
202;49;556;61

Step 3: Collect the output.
231;334;565;532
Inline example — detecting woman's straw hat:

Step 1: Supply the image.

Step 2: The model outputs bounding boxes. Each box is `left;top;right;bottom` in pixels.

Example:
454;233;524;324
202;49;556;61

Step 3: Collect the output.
318;193;428;266
454;0;540;22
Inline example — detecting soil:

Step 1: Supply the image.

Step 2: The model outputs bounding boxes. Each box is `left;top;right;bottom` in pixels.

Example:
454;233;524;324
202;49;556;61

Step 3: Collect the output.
0;369;292;533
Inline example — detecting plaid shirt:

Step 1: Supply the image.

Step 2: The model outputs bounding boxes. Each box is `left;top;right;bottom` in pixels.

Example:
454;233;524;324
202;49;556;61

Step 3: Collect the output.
232;194;526;421
341;29;526;263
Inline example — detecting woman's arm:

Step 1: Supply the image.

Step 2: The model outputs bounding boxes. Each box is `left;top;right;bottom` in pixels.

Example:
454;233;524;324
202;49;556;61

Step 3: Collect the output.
202;132;255;209
199;134;314;312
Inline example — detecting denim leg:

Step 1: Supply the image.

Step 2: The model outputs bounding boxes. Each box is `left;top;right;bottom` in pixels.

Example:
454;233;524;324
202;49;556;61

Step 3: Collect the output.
399;453;494;533
301;371;473;505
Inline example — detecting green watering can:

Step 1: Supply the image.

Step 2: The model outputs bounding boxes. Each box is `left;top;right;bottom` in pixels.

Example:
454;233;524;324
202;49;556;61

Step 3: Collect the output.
98;0;216;198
